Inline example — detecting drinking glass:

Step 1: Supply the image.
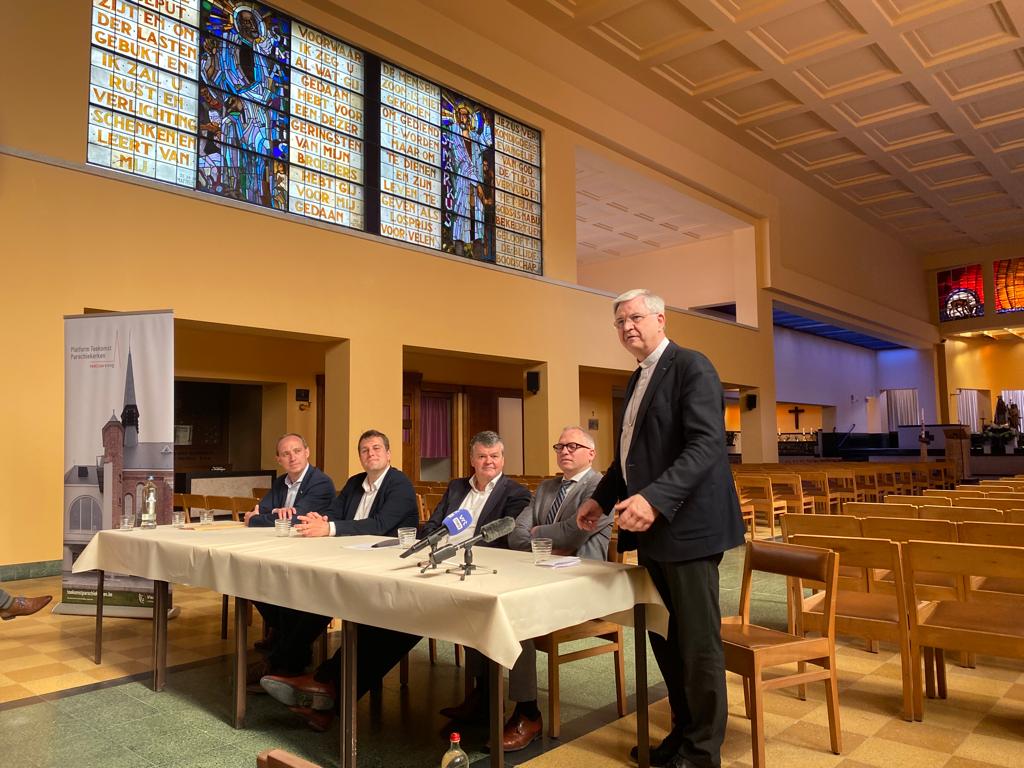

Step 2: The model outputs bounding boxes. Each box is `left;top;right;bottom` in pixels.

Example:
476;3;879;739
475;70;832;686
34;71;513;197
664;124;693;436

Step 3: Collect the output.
531;538;553;563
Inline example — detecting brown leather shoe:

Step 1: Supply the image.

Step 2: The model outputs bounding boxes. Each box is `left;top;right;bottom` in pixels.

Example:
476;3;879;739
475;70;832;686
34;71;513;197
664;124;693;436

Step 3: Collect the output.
261;673;336;710
502;711;542;752
439;687;488;721
288;705;334;733
246;660;295;694
0;595;52;620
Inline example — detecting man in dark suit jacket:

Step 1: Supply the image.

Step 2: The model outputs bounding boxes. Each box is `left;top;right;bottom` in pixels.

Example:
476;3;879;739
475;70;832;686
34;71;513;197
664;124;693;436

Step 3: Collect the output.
579;289;745;768
244;433;336;528
426;430;531;724
251;430;418;688
243;433;336;654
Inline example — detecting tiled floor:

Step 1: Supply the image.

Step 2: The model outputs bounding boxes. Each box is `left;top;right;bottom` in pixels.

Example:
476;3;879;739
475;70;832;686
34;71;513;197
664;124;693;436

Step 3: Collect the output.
1;545;1022;767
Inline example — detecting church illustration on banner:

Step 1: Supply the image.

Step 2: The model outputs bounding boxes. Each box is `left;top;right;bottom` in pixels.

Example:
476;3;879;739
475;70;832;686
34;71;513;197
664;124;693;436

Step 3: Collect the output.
62;347;173;598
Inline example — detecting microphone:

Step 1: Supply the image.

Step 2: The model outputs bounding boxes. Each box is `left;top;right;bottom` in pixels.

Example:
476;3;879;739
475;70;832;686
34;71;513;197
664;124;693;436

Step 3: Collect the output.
437;516;515;559
399;508;473;559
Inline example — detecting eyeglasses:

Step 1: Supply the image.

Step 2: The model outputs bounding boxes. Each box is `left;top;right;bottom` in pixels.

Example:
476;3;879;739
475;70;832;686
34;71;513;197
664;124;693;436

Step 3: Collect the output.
553;442;589;453
613;313;651;329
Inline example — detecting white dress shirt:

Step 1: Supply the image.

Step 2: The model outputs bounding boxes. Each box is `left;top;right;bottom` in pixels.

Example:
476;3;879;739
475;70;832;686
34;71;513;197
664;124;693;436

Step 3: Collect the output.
620;336;669;482
283;464;310;509
328;465;390;536
449;473;502;544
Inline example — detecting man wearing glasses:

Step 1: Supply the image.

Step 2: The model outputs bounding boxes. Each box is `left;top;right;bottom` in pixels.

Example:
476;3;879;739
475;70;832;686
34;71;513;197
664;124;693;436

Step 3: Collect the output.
499;426;611;750
578;288;744;768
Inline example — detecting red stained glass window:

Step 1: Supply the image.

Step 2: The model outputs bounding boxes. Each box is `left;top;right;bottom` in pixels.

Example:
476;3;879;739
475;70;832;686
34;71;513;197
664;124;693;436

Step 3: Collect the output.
937;264;984;321
995;258;1024;314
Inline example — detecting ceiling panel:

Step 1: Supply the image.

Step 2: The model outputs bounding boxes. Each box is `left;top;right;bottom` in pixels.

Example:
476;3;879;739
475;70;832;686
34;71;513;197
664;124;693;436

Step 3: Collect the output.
510;0;1024;251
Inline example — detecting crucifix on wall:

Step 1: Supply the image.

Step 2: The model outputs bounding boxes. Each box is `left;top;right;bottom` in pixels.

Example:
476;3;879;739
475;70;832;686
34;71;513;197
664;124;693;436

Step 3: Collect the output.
788;405;805;430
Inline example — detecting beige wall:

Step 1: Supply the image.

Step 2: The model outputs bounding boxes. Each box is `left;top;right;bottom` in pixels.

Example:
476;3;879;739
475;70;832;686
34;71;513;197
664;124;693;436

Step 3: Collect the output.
0;0;939;566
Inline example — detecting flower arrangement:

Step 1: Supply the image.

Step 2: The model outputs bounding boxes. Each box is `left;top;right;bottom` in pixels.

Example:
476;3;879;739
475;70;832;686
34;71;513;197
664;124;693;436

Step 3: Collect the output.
981;424;1017;442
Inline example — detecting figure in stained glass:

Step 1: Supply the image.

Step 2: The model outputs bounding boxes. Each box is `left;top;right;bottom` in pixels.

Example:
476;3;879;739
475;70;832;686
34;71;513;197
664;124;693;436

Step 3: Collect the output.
440;91;494;258
202;0;290;62
937;264;985;321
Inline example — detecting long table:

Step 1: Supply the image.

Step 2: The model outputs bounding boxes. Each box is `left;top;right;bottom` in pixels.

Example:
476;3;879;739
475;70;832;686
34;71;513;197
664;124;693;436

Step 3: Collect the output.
73;525;669;767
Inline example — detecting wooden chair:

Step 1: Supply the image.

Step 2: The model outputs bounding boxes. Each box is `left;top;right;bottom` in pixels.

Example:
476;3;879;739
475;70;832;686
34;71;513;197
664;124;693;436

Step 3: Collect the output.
826;469;858;511
801;471;839;515
733;479;757;539
843;502;917;518
953;497;1019;512
533;528;628;738
1007;509;1024;524
860;517;958;599
904;541;1024;719
205;495;239;521
415;493;431;525
734;475;785;538
770;473;814;516
957;521;1024;596
853;466;879;502
909;464;930;495
792;535;915;721
927;462;952;490
918;505;1003;523
721;540;841;768
233;496;257;521
172;493;188;523
183;493;207;520
781;512;860;541
252;486;270;500
923;489;982;501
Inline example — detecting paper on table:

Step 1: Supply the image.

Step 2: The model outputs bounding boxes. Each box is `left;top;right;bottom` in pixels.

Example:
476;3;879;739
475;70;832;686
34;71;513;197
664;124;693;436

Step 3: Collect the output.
344;542;378;550
536;556;581;568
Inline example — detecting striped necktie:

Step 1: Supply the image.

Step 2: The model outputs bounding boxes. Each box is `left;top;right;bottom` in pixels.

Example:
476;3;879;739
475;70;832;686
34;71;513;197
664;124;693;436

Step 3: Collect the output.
545;479;574;525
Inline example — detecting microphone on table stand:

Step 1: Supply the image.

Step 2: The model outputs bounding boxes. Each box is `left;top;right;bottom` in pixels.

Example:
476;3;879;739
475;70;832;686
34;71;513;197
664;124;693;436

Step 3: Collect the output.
433;517;516;580
400;508;473;561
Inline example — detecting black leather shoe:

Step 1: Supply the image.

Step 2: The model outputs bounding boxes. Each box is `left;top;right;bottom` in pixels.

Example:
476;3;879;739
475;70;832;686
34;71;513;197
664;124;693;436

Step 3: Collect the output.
439;687;488;721
629;735;682;767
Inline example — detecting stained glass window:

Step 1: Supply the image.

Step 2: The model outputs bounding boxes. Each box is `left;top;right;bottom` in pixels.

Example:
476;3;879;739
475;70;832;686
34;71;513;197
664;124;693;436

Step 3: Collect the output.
994;258;1024;314
937;264;985;321
87;0;541;274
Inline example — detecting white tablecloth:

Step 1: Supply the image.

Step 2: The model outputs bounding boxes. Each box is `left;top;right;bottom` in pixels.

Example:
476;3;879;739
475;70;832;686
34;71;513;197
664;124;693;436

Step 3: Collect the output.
73;526;668;668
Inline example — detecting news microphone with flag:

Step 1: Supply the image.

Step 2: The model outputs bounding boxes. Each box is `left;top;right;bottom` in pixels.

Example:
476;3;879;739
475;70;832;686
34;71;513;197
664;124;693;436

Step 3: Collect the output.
432;516;516;562
399;508;473;558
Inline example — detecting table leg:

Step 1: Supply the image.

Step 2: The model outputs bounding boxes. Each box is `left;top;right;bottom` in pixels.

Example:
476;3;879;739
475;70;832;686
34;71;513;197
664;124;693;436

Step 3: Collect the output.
94;570;104;665
634;604;649;768
152;580;168;691
340;621;358;768
234;596;249;728
490;658;505;768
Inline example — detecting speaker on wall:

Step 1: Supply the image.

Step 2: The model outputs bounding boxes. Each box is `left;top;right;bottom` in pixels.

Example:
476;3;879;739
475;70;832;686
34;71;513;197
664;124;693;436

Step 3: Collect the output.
744;394;757;410
526;371;541;395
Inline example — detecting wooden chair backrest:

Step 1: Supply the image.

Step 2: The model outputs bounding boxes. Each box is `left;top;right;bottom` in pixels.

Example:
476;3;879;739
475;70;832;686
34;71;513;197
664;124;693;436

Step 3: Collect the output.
183;493;206;513
844;502;917;518
734;474;774;500
984;492;1024;500
232;497;256;518
205;495;237;519
738;540;838;625
252;486;270;499
919;505;1003;523
954;497;1019;511
885;494;931;505
861;516;956;543
782;513;860;540
904;541;1024;585
1007;509;1024;524
958;521;1024;547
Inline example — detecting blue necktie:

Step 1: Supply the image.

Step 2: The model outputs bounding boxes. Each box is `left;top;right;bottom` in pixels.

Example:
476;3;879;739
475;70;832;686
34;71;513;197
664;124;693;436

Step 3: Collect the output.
545;480;573;525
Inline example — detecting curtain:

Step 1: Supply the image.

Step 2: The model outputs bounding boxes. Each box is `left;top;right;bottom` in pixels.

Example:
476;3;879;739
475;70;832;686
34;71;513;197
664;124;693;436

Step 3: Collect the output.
419;395;451;459
957;389;981;433
883;388;919;430
1001;389;1024;410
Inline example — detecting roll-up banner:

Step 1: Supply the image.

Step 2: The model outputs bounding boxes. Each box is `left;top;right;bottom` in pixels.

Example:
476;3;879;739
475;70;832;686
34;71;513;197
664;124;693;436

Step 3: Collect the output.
57;310;174;616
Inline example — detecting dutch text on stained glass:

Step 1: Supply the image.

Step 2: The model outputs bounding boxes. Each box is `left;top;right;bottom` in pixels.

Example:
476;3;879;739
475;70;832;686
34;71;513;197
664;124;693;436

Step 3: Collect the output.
496;152;540;202
380;62;439;121
495;114;540;166
495;191;541;239
381;149;441;209
92;0;199;79
380;105;441;165
134;0;200;26
290;72;364;138
289;118;364;183
288;166;364;228
495;228;541;274
88;106;197;185
90;48;199;133
380;193;442;248
291;22;363;93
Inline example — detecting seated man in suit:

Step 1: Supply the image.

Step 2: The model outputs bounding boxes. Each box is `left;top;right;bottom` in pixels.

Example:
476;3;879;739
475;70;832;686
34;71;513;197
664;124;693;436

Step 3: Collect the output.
433;430;531;725
499;426;611;750
243;433;336;652
260;430;531;732
247;429;417;691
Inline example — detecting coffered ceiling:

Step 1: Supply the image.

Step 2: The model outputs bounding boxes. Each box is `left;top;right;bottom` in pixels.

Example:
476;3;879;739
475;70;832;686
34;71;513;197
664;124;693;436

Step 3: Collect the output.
509;0;1024;252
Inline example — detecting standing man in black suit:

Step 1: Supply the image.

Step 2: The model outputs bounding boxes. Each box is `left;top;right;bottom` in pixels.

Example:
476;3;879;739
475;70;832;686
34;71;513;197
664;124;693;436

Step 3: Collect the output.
249;429;417;691
578;289;745;768
429;430;531;723
244;433;336;654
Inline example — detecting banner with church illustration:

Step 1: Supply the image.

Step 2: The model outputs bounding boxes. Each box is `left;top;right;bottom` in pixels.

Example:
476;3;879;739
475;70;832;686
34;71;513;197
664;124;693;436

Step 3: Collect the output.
58;310;174;615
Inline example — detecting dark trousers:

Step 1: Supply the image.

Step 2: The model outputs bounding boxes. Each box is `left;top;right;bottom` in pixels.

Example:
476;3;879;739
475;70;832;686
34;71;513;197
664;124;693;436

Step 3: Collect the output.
313;626;421;706
640;552;727;768
264;605;332;674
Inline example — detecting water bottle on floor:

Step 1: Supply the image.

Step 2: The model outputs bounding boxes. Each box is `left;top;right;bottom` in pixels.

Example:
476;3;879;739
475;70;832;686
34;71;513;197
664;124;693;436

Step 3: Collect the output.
441;732;469;767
